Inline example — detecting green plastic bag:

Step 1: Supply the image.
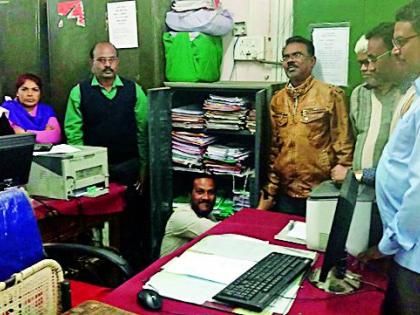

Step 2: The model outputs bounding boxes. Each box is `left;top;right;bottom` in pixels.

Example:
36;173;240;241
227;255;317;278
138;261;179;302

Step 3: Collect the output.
163;32;223;82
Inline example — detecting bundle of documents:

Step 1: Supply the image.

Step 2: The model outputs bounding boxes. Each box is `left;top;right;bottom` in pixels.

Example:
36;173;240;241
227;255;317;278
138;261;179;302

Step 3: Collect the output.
172;131;216;172
172;104;205;129
171;0;220;12
203;95;248;131
204;144;251;175
246;109;256;134
144;234;317;314
232;191;251;212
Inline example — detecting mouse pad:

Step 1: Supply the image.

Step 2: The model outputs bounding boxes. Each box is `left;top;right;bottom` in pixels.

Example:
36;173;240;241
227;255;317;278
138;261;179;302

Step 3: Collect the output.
63;300;136;314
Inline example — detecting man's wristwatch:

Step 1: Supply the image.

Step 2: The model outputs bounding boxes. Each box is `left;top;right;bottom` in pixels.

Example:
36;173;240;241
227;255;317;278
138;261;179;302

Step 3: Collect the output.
354;169;363;182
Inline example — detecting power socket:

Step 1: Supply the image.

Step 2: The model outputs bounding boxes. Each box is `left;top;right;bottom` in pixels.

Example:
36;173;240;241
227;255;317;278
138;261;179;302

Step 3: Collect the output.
234;36;265;61
233;22;247;36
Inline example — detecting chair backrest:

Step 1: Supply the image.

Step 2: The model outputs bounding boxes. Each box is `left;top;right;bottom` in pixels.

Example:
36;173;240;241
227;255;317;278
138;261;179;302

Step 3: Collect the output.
0;259;66;314
0;188;44;281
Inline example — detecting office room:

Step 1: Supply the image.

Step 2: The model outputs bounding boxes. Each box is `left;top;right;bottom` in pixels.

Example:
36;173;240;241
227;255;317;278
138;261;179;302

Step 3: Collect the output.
1;0;419;314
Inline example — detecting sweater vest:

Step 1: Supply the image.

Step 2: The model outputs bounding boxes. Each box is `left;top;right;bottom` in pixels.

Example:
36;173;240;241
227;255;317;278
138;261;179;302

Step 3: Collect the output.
79;77;138;164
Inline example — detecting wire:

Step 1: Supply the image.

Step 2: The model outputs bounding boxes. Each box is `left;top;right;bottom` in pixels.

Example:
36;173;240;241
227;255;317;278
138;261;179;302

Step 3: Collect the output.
31;196;60;217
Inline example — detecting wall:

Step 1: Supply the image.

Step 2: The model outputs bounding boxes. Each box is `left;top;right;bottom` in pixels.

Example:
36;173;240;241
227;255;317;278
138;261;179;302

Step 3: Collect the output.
293;0;411;91
0;0;170;122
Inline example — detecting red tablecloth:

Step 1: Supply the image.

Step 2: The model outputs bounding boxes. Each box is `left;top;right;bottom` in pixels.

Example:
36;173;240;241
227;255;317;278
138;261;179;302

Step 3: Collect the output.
102;208;387;315
32;183;126;219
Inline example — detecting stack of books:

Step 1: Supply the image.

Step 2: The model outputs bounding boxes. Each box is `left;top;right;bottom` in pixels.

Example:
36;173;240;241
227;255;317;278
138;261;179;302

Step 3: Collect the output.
246;109;256;134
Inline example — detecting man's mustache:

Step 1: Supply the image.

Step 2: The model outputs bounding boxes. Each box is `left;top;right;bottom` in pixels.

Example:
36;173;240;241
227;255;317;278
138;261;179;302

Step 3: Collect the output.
103;67;114;72
286;62;298;68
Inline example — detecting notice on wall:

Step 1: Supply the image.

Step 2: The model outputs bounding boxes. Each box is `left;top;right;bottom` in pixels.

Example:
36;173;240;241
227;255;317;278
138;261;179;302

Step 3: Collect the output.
107;1;138;49
311;26;350;86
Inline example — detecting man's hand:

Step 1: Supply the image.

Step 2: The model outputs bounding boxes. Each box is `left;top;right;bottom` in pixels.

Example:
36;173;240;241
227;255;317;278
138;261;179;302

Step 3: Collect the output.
45;124;55;131
357;245;387;264
257;190;275;210
330;164;349;183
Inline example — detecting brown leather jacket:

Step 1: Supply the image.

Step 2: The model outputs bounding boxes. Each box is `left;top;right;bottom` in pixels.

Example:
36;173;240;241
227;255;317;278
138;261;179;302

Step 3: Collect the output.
265;76;353;198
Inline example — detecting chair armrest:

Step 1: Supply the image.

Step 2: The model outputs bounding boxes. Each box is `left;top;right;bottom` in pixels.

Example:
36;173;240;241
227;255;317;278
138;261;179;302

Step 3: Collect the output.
43;243;134;287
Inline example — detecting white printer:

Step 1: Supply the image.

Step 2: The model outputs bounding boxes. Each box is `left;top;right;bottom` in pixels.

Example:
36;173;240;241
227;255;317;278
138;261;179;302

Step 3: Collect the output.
306;180;375;256
26;145;109;200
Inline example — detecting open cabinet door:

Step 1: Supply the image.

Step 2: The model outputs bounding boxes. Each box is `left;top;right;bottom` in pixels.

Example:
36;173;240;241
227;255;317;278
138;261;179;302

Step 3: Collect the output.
147;87;173;260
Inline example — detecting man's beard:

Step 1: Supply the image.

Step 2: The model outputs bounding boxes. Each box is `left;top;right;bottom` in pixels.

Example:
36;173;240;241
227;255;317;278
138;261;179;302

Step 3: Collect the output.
191;201;214;217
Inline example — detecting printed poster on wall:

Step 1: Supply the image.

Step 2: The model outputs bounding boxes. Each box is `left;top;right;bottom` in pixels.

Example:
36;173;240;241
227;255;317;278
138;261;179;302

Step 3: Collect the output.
311;25;350;86
107;1;138;49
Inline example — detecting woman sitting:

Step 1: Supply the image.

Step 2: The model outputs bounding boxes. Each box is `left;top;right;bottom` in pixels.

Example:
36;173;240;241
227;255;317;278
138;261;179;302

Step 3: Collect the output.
1;73;61;143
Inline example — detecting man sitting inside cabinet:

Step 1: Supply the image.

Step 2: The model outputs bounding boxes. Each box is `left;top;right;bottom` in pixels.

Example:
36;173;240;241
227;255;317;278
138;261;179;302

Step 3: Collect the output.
160;175;218;257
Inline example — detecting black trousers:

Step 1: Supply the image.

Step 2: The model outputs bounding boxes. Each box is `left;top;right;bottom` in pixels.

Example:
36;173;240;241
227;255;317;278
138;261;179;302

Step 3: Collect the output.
382;260;420;315
272;193;306;217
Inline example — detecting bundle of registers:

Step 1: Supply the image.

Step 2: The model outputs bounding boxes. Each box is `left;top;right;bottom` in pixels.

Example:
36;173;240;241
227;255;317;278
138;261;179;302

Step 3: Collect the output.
171;105;205;129
203;94;248;131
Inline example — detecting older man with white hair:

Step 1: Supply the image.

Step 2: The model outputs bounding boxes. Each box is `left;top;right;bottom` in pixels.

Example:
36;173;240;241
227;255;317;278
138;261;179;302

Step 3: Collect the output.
348;23;408;186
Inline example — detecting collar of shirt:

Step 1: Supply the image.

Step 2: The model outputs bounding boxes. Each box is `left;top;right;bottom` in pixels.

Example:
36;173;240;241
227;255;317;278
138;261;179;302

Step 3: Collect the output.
91;75;124;99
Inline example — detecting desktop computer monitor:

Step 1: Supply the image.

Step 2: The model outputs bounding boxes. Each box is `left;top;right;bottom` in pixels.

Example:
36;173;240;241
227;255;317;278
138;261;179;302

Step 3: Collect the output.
309;170;360;293
0;134;35;191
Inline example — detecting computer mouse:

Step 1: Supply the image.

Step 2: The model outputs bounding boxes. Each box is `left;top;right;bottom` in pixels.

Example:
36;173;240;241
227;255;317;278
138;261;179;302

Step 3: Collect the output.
137;288;162;311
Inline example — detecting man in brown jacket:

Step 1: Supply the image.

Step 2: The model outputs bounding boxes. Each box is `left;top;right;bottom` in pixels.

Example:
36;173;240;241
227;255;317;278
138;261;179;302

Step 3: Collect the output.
258;36;353;216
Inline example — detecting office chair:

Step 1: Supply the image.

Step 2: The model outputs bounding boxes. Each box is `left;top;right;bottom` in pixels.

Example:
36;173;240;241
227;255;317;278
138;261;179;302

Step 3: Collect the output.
0;188;134;311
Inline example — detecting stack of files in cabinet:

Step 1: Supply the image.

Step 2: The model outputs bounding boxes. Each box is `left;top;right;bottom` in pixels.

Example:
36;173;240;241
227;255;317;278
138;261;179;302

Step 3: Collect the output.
246;109;256;134
204;144;251;175
232;190;251;211
203;95;248;131
171;0;220;12
172;131;217;172
172;104;205;129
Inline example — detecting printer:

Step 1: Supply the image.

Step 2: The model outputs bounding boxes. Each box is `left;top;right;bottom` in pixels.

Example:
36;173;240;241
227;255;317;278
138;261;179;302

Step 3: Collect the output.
306;180;375;256
26;145;109;200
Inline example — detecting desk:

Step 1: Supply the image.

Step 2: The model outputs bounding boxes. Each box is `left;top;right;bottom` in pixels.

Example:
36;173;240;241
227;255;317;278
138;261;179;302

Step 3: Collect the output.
32;183;126;248
102;208;387;315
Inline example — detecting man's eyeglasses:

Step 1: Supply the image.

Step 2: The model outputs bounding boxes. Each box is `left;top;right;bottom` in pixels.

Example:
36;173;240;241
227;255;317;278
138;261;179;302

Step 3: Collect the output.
392;34;419;49
281;52;310;63
367;50;391;63
95;57;119;64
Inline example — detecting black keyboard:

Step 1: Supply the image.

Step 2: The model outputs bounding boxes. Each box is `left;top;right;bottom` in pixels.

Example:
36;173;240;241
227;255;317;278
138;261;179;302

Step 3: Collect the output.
213;252;313;312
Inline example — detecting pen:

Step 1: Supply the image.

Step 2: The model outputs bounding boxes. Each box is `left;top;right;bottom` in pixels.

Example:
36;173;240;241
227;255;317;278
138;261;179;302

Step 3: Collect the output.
288;220;295;231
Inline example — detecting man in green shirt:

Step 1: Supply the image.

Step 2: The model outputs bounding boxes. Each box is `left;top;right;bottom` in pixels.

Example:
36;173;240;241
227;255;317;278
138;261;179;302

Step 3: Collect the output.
65;41;148;192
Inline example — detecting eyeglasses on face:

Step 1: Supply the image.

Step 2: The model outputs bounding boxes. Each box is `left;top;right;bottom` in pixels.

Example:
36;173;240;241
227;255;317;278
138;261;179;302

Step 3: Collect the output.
367;50;391;63
281;52;310;63
392;33;419;49
95;57;119;64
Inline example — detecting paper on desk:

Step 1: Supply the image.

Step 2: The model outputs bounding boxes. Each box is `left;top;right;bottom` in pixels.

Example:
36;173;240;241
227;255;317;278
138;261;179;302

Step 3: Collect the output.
33;144;81;156
162;251;255;284
233;274;304;315
286;221;306;240
189;234;273;262
145;271;225;305
274;221;307;245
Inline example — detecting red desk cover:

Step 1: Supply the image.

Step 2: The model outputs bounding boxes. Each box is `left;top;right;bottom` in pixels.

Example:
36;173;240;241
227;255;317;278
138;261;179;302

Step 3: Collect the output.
32;183;126;219
102;208;387;315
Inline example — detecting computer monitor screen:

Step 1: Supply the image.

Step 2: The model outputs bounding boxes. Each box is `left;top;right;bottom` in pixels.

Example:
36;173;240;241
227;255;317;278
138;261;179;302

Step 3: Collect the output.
318;170;359;282
0;134;35;191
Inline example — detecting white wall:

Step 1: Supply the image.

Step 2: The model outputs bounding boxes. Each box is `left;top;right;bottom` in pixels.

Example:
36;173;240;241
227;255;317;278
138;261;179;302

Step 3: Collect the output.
220;0;293;82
